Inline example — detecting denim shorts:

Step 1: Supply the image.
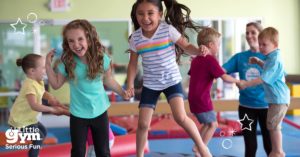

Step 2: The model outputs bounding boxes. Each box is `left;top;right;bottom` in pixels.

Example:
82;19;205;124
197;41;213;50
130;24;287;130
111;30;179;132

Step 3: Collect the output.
194;110;217;124
139;82;184;109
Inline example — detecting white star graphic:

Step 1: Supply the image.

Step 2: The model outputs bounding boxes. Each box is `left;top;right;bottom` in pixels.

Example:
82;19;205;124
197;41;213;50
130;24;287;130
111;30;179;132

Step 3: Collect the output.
237;113;254;131
10;18;27;34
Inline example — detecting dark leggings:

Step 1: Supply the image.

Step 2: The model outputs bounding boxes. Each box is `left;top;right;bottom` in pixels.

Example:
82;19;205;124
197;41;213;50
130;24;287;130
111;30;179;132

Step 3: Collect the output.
70;111;110;157
239;105;272;157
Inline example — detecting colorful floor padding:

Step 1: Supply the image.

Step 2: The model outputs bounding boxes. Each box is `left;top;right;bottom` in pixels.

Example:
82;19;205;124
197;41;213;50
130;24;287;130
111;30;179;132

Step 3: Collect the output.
1;115;300;156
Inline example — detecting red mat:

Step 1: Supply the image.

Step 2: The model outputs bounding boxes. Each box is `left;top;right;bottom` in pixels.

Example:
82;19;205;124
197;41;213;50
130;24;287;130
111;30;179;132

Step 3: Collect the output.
0;133;149;157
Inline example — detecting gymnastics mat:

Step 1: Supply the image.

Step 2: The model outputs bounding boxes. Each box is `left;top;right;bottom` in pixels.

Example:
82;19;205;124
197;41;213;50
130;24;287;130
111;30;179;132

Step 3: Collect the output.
0;133;149;157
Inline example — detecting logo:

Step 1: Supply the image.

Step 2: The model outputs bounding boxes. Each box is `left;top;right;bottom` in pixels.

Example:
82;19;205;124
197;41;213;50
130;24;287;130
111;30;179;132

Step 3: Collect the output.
5;127;42;150
245;67;260;81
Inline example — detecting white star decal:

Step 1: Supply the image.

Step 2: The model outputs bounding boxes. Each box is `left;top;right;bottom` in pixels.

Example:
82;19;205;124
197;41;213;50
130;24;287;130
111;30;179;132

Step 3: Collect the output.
238;113;254;131
10;18;27;34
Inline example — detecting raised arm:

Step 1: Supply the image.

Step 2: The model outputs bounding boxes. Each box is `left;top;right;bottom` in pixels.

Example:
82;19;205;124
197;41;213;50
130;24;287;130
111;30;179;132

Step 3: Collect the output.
45;49;66;89
176;36;208;56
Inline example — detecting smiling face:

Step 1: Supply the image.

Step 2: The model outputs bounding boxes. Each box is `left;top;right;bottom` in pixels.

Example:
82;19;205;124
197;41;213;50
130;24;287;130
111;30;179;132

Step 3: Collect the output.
246;25;260;51
66;28;89;59
136;2;163;38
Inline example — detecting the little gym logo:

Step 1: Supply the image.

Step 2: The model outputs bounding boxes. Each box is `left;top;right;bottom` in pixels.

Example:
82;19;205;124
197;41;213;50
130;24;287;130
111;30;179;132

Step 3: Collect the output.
5;127;41;143
5;127;42;150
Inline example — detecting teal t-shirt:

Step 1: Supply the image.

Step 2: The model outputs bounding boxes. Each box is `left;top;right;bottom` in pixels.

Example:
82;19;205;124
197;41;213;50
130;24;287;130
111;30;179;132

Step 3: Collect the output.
58;54;111;118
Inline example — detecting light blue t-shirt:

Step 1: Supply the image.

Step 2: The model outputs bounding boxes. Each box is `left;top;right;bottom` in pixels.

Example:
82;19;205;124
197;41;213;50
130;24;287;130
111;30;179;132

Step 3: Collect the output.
261;49;290;104
58;54;111;118
223;50;268;108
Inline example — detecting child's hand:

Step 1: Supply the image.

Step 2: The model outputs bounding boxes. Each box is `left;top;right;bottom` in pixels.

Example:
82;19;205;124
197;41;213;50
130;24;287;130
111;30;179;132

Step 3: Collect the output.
46;49;56;66
249;57;261;64
51;106;70;116
236;80;247;90
57;106;70;116
122;89;134;100
198;45;209;56
59;104;70;110
128;88;135;98
48;97;69;110
49;107;62;116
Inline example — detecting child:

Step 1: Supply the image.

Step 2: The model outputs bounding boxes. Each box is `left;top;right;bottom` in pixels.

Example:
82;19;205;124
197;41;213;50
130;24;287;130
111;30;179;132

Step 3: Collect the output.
223;22;272;157
45;19;131;157
127;0;211;157
8;53;67;157
238;27;290;157
188;27;239;154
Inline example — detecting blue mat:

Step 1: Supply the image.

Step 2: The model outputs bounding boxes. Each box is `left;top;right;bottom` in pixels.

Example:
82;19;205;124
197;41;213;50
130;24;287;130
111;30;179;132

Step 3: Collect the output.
146;131;300;157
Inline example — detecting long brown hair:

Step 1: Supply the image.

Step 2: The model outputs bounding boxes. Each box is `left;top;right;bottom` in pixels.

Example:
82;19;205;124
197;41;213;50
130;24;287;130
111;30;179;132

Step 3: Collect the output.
130;0;202;63
61;19;105;80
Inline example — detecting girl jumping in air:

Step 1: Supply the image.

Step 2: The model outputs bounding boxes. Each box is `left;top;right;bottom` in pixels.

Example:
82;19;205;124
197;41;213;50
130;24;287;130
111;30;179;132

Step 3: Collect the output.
127;0;212;156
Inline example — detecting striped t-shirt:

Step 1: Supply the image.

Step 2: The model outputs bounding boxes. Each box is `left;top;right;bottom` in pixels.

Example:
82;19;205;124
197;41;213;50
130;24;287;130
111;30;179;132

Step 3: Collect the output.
129;22;182;90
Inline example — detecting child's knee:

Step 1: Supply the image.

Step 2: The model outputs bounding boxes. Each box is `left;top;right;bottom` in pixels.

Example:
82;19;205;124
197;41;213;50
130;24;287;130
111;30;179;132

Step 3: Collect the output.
173;114;187;125
138;120;150;131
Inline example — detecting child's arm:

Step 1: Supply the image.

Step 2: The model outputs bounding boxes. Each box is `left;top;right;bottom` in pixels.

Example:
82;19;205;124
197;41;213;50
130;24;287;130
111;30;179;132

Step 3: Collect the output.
249;57;264;67
43;91;59;106
237;78;263;90
221;74;240;83
46;49;66;89
26;94;59;114
43;91;69;110
126;51;139;95
104;66;131;100
176;36;208;56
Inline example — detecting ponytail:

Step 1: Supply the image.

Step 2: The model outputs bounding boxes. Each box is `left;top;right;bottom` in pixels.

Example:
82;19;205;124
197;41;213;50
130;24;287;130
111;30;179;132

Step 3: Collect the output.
162;0;202;64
